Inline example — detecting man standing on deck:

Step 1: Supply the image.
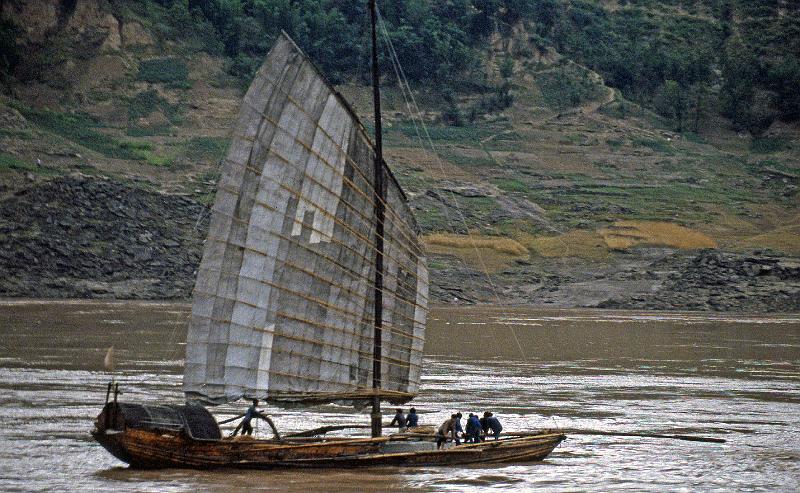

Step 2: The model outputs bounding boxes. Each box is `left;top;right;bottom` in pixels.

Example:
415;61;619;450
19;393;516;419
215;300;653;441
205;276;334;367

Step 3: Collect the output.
406;407;419;428
435;414;458;449
389;408;406;431
231;399;281;440
481;411;503;440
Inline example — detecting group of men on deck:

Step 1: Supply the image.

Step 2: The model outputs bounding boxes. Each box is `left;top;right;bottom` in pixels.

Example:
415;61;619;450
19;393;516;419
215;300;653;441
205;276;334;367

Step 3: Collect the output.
390;408;503;449
234;401;502;449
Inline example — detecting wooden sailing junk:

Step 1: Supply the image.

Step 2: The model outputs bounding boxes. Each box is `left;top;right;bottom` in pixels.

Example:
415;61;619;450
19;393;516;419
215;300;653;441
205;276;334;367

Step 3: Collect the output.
92;7;564;468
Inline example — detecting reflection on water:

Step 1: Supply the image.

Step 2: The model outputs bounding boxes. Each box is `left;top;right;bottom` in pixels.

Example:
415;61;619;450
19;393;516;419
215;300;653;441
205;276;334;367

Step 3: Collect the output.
1;301;799;492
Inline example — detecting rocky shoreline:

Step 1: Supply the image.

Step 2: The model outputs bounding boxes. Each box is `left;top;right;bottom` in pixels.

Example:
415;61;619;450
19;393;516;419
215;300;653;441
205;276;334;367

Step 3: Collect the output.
0;174;207;299
1;175;798;312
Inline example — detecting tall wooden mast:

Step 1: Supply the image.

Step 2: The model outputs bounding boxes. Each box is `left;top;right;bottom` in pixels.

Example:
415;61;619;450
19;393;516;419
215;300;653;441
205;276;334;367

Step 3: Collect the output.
369;0;385;439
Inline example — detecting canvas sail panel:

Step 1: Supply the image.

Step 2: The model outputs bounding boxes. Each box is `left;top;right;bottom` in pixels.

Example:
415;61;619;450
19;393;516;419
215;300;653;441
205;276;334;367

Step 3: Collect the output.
184;33;428;405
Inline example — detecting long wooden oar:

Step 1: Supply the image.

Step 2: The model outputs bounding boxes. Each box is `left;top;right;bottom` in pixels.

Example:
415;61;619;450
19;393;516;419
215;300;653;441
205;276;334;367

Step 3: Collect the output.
216;413;245;425
284;424;372;438
506;429;726;444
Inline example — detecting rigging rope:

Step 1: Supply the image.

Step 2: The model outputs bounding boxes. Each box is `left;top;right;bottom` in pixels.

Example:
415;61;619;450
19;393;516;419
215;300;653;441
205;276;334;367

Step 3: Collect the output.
376;9;526;359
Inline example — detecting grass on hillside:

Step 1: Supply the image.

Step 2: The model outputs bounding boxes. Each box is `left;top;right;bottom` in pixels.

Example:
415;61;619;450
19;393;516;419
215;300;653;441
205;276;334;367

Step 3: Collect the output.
0;152;32;172
535;65;605;111
521;230;611;259
425;233;528;255
385;122;522;152
522;221;718;258
137;57;190;89
185;136;229;162
751;137;791;154
600;221;717;250
0;152;59;175
128;89;183;124
734;224;800;255
423;233;529;272
8;103;175;168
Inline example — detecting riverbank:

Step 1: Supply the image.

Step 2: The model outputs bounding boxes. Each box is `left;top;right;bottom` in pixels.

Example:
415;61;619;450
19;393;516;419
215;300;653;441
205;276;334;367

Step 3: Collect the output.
1;175;797;312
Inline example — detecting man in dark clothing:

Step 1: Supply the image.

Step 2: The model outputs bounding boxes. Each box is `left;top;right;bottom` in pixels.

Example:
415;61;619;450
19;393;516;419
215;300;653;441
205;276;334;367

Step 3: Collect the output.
389;408;406;431
239;399;259;436
480;411;503;440
465;413;482;443
231;399;281;440
453;412;463;445
406;407;419;428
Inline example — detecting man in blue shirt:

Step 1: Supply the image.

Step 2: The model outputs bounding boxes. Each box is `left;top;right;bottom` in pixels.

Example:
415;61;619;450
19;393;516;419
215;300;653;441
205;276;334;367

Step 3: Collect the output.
406;407;419;428
389;408;406;431
480;411;503;440
231;399;281;439
465;413;482;443
453;412;463;445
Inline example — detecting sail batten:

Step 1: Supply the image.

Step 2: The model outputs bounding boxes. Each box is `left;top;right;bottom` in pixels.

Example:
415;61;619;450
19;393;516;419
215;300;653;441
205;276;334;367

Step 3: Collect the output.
234;97;425;255
184;34;427;406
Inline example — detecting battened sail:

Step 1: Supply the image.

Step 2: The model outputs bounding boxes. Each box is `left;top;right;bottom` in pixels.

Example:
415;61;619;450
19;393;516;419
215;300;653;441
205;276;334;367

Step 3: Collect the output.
184;33;427;405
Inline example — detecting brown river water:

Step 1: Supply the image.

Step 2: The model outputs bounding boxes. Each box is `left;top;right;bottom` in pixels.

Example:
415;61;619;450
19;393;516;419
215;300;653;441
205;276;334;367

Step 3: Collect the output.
1;300;799;492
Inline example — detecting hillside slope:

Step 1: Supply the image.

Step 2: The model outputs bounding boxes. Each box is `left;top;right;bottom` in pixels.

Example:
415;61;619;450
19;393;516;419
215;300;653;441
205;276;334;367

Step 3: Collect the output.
0;0;798;310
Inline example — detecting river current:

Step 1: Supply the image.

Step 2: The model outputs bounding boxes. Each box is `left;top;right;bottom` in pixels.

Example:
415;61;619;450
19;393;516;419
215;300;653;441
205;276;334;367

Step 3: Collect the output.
0;301;798;492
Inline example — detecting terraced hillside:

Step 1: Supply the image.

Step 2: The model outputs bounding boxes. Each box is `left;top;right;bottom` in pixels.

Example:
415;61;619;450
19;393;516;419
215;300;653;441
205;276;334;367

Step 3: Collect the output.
1;0;798;310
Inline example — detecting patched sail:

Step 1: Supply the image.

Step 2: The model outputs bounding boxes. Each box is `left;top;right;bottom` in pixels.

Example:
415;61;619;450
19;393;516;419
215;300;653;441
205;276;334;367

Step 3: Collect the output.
184;33;427;405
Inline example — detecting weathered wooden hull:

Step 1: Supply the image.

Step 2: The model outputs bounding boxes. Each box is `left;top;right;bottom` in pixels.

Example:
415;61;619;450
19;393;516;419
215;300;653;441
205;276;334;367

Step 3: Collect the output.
92;428;566;470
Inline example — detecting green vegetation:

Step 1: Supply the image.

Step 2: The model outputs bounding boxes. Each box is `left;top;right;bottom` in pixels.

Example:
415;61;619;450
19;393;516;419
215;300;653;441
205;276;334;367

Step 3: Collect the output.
0;0;795;253
126;125;173;137
14;105;142;160
389;121;519;151
0;18;19;83
493;177;528;193
0;128;34;140
0;152;30;171
9;103;173;166
121;141;174;167
536;65;603;110
118;1;797;134
751;136;789;154
185;136;229;161
0;152;60;175
631;137;674;155
136;57;190;88
0;1;797;133
438;150;496;168
128;89;183;123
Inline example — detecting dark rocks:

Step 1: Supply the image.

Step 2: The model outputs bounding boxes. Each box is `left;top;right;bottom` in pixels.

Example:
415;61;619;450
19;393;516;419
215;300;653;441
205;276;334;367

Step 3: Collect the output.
0;174;208;299
599;250;800;312
426;246;799;312
1;175;797;312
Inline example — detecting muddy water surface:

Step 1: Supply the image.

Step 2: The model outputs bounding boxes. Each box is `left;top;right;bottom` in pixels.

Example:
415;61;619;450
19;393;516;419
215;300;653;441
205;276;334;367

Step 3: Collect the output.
1;301;799;492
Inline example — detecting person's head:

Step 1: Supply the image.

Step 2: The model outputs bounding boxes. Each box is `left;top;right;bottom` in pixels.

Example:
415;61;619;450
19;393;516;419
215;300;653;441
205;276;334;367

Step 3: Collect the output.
484;411;491;417
396;408;402;413
410;407;416;414
469;413;474;417
456;412;462;418
252;398;259;406
451;413;457;419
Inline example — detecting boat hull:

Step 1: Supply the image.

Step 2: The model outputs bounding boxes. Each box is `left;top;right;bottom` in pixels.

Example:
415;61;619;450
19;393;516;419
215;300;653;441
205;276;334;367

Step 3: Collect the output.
92;428;566;469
